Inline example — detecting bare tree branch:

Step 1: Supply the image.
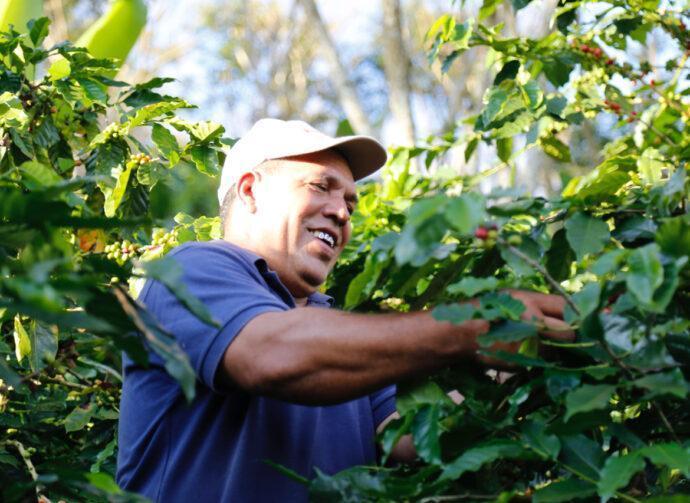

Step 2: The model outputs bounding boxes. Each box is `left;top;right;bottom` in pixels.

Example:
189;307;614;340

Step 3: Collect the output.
297;0;373;136
381;0;415;146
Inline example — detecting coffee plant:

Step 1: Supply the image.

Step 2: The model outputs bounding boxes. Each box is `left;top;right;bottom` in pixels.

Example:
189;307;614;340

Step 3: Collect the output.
312;0;690;501
1;0;690;500
0;19;224;501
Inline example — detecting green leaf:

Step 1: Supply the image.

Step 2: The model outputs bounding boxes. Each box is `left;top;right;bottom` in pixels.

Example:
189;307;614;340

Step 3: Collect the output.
136;161;166;187
447;276;498;297
541;136;571;162
481;87;508;126
641;443;690;476
128;99;195;129
441;440;528;480
48;58;71;80
33;118;61;148
480;292;526;320
411;405;442;464
637;148;666;185
19;161;62;189
512;0;533;9
632;369;689;399
77;77;108;104
479;0;503;20
28;17;51;46
533;478;596;503
0;92;28;127
479;320;536;348
494;60;520;85
64;402;96;432
542;55;574;87
432;303;477;324
562;156;635;201
564;212;610;261
656;214;690;258
445;193;486;234
560;434;605;480
84;472;122;494
103;164;133;217
597;451;645;500
571;282;601;319
27;321;58;372
12;316;31;363
190;145;220;177
564;384;615;421
465;137;479;162
141;258;219;328
500;236;541;277
397;379;453;416
545;229;575;282
496;137;513;162
626;243;663;305
545;370;581;399
169;118;224;142
152;123;180;163
521;421;560;460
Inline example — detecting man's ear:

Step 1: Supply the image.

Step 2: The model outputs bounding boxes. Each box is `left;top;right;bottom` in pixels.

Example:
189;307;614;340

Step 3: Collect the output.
236;171;259;213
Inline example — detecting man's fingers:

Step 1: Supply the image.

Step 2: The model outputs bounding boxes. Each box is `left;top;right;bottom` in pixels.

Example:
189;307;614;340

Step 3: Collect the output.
537;316;575;341
510;290;569;319
531;293;568;319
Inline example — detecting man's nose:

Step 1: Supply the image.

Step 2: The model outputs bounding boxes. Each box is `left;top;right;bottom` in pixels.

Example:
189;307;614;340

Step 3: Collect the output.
325;199;350;226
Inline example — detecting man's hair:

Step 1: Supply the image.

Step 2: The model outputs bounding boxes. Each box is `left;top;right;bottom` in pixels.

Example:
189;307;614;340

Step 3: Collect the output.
219;160;279;236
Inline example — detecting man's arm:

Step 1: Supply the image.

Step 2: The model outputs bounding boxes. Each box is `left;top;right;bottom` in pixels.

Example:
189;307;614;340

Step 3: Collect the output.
221;291;572;405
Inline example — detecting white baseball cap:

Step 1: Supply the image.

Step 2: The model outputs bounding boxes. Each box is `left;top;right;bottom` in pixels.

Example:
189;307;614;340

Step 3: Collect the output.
217;118;387;205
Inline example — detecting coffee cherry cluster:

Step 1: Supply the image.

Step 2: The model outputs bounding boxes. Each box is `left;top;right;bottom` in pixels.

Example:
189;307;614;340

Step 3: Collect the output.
104;240;140;265
145;228;180;257
474;225;498;248
127;152;152;169
603;99;638;123
578;43;604;59
102;123;126;141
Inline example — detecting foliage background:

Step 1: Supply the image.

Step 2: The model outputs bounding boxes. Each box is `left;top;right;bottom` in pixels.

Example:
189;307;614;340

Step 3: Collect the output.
1;0;690;501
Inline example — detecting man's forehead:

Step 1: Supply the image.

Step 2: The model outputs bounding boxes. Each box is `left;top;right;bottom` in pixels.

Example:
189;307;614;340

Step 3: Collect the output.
272;153;356;184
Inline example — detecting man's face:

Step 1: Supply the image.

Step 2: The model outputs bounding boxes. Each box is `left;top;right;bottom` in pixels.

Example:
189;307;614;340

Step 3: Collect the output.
249;150;357;300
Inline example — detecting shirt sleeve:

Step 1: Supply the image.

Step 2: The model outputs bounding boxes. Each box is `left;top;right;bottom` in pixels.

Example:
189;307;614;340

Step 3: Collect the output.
370;385;397;430
141;242;288;393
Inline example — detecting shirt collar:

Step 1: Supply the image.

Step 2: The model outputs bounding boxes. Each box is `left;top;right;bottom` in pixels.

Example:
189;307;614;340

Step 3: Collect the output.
216;240;334;307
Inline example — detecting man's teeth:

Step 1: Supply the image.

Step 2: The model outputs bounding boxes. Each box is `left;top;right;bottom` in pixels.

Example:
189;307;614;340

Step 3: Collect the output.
311;230;335;248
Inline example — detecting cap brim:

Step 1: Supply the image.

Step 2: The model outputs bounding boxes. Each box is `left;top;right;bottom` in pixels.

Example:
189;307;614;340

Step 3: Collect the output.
268;135;387;181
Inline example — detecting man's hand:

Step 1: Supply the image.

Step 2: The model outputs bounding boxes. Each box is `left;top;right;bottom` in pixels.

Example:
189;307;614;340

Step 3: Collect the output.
478;290;575;367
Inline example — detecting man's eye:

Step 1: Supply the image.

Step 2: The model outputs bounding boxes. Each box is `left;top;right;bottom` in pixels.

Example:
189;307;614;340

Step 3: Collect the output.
310;182;328;191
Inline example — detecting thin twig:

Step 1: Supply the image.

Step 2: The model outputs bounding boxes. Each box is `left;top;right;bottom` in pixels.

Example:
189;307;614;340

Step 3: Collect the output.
637;117;679;148
5;439;43;498
501;241;580;315
600;334;680;442
419;494;497;502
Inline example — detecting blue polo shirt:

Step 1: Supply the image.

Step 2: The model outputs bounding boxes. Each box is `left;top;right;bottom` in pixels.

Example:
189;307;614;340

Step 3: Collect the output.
116;240;397;502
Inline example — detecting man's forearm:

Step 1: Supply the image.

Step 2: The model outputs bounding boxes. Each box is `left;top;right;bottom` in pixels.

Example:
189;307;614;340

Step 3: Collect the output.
223;308;489;405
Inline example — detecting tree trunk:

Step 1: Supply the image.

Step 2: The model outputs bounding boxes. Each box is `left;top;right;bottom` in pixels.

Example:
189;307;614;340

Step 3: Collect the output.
381;0;415;146
297;0;373;136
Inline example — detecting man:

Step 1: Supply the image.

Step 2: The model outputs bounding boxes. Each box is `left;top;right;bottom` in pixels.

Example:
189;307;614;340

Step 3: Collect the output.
117;119;573;501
